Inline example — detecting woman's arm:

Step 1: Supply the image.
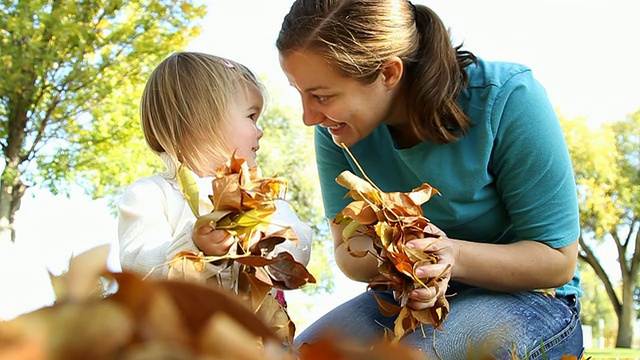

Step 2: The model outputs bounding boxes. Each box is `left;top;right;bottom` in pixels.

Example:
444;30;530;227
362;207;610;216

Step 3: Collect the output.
403;235;578;310
331;220;380;282
451;238;578;291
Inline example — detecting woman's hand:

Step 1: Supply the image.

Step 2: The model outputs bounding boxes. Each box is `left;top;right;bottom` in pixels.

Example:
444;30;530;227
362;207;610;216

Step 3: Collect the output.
403;223;455;310
192;225;235;256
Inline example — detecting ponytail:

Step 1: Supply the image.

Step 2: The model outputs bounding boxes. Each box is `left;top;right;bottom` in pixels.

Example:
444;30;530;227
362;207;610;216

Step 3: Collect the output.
405;4;477;144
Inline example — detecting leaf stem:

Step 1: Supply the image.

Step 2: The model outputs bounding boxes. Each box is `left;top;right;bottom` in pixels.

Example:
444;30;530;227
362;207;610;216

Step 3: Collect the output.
339;143;383;192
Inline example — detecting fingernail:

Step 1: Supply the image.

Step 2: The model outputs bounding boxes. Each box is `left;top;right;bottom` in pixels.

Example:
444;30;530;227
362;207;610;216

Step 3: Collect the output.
415;269;424;277
406;243;416;249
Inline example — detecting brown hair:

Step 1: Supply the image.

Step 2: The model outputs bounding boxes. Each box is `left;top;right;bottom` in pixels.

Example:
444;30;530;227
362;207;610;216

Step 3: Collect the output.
276;0;477;144
140;52;264;176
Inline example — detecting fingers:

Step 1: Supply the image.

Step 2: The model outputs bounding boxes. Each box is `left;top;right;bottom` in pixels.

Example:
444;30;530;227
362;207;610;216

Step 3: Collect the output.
415;263;451;280
407;281;447;310
195;224;215;236
193;228;235;256
423;222;446;238
406;237;446;254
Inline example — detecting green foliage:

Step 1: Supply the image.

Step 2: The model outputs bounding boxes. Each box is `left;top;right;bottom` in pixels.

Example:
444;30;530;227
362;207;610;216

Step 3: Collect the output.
561;108;640;347
256;89;334;295
0;0;206;207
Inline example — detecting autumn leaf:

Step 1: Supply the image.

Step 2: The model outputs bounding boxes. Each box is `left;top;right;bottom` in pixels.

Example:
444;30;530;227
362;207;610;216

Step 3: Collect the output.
178;164;201;217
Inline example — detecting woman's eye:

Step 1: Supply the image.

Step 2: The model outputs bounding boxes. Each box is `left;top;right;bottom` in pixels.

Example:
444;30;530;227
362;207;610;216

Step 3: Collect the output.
313;94;329;103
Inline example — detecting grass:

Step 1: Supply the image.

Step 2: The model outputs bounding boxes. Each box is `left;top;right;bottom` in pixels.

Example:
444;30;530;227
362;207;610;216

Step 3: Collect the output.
585;348;640;360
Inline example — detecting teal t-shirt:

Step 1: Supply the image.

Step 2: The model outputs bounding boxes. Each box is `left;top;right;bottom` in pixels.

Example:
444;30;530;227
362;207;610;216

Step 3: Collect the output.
314;58;581;297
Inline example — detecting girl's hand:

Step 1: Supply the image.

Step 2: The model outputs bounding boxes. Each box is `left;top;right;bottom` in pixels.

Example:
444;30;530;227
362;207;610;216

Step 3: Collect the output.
192;225;235;256
404;223;454;310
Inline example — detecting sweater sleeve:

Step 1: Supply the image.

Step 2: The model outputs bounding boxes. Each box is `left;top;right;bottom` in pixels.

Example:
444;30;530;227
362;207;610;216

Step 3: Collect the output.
269;199;312;266
117;178;175;277
117;177;230;280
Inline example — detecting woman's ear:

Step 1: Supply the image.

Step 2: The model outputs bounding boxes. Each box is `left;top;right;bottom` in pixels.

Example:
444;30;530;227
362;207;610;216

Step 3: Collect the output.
380;56;404;89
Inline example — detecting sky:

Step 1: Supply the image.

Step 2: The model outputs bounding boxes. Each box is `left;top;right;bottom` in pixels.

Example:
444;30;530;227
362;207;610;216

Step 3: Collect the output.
1;0;639;328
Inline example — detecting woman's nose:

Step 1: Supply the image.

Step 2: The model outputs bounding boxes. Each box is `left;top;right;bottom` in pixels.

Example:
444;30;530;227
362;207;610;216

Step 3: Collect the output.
302;106;323;126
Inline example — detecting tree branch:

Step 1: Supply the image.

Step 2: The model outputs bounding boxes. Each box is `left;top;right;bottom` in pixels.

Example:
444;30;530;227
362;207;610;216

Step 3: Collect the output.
579;236;622;317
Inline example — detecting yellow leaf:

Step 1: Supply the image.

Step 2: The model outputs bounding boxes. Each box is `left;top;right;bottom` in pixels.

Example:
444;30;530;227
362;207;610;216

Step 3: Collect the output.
177;165;200;217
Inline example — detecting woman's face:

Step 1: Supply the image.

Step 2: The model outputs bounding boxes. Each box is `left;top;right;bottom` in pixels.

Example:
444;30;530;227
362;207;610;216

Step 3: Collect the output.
280;50;402;148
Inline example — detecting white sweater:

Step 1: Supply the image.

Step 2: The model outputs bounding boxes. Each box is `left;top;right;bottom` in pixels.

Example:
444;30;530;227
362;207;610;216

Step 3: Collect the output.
117;158;312;288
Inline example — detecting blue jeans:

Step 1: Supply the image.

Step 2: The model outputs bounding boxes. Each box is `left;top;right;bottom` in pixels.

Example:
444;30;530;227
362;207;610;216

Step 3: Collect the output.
295;288;583;359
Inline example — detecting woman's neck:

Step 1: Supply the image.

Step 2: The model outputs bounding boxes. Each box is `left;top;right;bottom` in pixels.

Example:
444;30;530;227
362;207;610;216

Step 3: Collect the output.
384;90;421;149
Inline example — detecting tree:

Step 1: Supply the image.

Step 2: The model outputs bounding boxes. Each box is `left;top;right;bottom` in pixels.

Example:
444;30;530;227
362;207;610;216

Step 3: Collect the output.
256;89;335;295
561;109;640;348
579;261;618;346
0;0;207;242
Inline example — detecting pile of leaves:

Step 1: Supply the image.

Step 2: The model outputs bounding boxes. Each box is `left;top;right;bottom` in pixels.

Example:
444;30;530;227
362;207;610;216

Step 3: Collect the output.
333;165;449;342
165;153;316;343
0;246;431;360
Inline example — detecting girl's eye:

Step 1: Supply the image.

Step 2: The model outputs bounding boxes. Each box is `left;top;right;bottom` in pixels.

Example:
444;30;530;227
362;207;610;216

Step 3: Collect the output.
248;113;258;121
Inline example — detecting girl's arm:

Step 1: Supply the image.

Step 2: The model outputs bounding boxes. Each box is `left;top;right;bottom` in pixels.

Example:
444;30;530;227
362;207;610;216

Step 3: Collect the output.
270;199;312;266
118;178;175;278
118;177;231;280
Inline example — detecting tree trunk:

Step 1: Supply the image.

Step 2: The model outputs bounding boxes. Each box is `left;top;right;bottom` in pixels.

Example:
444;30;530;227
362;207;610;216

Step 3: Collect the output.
615;282;637;347
0;165;27;244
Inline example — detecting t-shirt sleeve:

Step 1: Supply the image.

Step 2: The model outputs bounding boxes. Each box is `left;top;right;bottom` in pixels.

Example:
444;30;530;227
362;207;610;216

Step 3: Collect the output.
489;70;580;248
314;126;353;220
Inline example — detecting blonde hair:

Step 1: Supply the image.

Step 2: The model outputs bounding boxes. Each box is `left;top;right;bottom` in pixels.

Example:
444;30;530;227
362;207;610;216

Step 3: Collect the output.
140;52;265;176
277;0;477;144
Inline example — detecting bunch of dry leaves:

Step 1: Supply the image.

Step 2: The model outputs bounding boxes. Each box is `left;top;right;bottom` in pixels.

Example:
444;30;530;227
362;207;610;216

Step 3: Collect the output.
164;154;316;343
332;145;449;342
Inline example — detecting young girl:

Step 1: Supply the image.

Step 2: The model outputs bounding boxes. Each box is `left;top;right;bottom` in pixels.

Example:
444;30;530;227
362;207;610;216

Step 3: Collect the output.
277;0;582;358
117;52;311;295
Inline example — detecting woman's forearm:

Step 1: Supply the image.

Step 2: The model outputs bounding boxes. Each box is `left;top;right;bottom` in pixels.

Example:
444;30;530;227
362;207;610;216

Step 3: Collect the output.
330;221;380;282
451;238;578;292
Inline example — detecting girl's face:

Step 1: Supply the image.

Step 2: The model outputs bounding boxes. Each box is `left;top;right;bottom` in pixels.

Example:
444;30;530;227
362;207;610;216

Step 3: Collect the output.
225;85;264;167
280;50;403;147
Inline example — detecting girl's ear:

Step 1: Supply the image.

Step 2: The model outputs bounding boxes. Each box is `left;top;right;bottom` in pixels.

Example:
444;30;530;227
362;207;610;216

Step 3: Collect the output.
380;56;404;90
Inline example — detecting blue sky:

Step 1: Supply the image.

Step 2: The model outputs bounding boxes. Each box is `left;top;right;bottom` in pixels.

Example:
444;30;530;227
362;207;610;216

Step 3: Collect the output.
1;0;638;326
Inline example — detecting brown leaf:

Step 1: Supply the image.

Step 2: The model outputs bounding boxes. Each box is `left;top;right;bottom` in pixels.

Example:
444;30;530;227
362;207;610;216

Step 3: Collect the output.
198;313;274;360
211;173;243;211
167;251;208;283
265;252;317;290
0;301;134;360
340;201;378;225
371;291;402;317
408;183;440;206
255;294;296;346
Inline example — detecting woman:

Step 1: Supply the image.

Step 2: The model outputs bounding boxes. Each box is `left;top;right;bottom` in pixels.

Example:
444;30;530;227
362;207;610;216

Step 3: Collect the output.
277;1;583;358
